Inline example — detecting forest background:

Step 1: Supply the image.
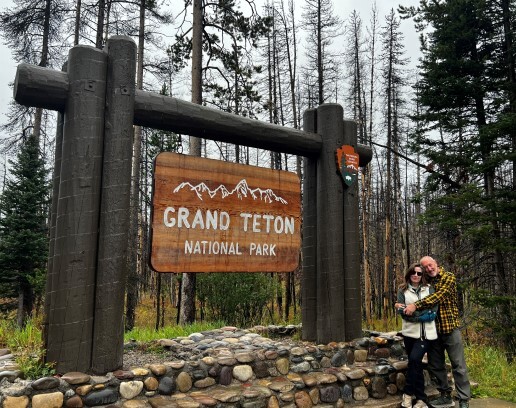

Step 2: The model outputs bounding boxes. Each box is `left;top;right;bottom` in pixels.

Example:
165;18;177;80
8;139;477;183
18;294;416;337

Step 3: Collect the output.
0;0;514;378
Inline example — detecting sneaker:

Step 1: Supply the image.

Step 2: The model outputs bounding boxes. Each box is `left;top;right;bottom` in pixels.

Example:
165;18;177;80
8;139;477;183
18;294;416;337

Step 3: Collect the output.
414;400;428;408
401;393;413;408
459;401;469;408
429;393;454;408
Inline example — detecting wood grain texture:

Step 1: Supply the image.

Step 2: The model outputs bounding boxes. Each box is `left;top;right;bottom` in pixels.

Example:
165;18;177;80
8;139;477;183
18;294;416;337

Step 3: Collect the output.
150;153;301;273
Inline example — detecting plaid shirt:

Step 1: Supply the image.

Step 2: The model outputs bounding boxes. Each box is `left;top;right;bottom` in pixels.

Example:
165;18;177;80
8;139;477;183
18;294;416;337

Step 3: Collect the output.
415;267;460;334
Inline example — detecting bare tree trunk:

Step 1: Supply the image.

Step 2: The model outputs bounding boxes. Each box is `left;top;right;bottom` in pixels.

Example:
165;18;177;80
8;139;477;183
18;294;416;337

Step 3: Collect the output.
96;0;105;48
125;0;146;331
179;0;203;325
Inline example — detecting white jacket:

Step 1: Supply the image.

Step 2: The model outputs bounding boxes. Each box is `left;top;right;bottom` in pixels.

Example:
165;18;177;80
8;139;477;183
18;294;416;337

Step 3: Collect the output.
399;285;438;340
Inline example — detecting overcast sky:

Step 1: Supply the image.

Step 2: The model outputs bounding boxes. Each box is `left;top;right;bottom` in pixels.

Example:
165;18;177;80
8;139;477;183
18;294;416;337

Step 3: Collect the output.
0;0;421;129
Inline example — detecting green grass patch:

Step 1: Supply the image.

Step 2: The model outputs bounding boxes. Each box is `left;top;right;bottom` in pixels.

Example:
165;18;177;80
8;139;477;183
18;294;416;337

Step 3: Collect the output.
124;321;226;343
465;345;516;403
0;317;55;379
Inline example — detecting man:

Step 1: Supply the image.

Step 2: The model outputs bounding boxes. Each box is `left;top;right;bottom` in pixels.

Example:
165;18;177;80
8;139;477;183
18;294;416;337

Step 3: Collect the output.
403;256;471;408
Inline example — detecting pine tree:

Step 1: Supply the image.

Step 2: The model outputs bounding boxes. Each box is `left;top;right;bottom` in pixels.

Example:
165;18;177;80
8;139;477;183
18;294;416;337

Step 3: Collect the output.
402;0;516;357
0;132;49;326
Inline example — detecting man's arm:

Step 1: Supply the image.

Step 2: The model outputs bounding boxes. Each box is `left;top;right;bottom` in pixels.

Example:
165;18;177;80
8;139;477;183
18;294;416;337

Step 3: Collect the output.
416;273;456;310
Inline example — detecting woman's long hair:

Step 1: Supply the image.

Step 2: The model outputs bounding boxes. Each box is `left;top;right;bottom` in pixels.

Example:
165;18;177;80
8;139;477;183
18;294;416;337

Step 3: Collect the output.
398;262;428;291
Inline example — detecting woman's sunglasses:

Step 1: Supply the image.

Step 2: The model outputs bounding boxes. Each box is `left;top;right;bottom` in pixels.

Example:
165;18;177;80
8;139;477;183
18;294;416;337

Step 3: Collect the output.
410;271;423;276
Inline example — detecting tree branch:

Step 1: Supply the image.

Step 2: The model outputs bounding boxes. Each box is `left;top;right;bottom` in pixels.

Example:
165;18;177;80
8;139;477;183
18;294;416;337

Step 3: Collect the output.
371;141;462;189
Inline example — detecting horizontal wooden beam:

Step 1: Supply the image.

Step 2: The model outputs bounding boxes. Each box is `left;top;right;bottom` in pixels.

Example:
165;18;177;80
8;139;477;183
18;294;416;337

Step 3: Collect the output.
13;63;371;160
133;90;322;157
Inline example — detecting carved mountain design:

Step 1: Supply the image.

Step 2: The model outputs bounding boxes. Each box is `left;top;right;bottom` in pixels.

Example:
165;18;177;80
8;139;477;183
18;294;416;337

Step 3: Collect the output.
173;179;288;204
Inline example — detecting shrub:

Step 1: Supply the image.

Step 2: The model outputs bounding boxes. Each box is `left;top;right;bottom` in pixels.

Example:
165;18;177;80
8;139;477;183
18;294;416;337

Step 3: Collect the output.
197;273;278;327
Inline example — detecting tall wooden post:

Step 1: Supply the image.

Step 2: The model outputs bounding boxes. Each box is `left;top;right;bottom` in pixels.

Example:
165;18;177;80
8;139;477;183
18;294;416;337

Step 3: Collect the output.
302;109;317;341
342;119;362;340
92;36;136;374
46;45;107;373
315;104;347;343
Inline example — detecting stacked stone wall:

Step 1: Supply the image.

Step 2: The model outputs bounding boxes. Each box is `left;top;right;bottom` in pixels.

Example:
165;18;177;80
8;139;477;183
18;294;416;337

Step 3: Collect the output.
0;326;418;408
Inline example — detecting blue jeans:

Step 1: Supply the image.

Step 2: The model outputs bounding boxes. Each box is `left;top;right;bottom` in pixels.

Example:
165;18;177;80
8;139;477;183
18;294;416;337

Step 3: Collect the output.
427;328;471;401
404;336;433;401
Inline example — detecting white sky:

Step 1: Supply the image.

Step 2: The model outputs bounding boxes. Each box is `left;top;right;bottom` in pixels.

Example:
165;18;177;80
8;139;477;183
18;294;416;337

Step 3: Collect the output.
0;0;421;129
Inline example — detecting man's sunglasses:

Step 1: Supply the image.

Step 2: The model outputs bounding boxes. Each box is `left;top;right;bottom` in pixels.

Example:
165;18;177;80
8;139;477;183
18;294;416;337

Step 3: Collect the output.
410;271;423;276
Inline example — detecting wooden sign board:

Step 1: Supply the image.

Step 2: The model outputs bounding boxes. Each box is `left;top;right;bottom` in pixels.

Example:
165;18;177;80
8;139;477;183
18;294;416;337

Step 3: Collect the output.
150;153;301;273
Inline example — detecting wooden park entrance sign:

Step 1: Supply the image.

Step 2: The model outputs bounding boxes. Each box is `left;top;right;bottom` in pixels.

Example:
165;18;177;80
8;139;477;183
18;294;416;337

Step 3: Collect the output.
13;36;372;374
150;153;301;273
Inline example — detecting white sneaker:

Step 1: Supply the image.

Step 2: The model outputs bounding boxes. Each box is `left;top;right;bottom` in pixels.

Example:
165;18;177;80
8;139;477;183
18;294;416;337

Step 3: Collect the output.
413;401;428;408
401;393;413;408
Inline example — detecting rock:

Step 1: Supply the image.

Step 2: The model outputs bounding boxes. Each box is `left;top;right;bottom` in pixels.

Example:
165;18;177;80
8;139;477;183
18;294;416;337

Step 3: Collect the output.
267;396;280;408
330;352;347;367
0;371;22;382
114;370;135;380
374;348;391;358
132;368;150;377
315;373;337;385
353;386;369;401
294;391;312;408
354;350;368;362
190;394;217;406
31;392;64;408
370;376;387;399
123;400;151;408
279;392;294;402
387;383;398;395
158;376;176;395
217;357;237;366
235;352;254;363
275;358;289;375
233;365;253;382
2;395;29;408
144;377;159;391
148;396;179;408
167;361;185;370
120;381;144;399
176;372;192;393
290;362;311;373
61;372;90;385
75;385;93;396
209;387;240;403
193;377;215;388
65;395;83;408
253;361;270;378
268;378;294;393
344;368;366;380
219;366;233;386
319;386;339;403
149;365;168;376
82;388;119;406
308;389;319;405
340;384;353;403
31;377;61;390
374;365;390;375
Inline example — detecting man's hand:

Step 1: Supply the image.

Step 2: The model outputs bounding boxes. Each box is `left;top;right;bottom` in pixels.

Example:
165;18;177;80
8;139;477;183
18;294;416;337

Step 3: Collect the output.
404;303;416;315
395;303;405;309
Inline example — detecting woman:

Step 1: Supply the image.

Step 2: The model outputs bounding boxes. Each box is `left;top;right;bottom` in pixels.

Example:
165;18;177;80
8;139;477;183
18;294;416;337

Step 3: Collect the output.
396;263;438;408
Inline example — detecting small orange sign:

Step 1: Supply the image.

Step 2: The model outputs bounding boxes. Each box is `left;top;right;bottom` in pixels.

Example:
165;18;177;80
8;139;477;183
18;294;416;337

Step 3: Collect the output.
336;145;359;186
150;153;301;273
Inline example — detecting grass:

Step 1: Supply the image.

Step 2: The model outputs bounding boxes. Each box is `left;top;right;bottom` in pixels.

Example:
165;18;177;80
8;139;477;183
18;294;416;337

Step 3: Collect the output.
465;344;516;403
0;316;55;379
124;320;226;343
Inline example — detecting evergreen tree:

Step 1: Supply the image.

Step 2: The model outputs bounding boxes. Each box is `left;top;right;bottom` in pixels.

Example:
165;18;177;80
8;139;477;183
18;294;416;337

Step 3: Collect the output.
0;132;49;326
401;0;516;357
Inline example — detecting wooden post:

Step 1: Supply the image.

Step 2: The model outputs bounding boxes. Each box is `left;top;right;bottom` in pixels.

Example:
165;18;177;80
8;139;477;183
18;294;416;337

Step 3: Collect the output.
315;104;346;344
342;119;362;340
302;109;317;341
92;36;136;373
45;45;107;373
